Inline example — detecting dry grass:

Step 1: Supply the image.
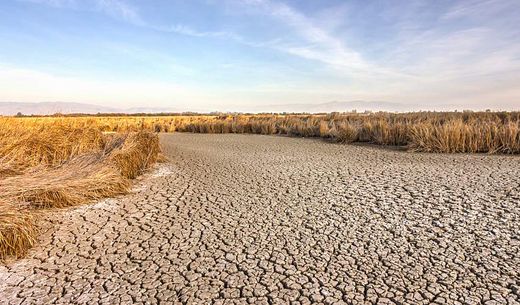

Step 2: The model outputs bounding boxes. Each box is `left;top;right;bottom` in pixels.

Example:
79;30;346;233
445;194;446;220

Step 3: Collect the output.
0;163;130;208
409;119;520;153
0;201;37;259
0;119;161;260
110;131;162;179
7;112;519;154
0;121;105;168
334;122;359;143
0;158;24;178
172;112;519;154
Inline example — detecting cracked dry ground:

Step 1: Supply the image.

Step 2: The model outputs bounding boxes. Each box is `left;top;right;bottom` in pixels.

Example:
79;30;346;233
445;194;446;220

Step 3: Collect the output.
1;134;520;305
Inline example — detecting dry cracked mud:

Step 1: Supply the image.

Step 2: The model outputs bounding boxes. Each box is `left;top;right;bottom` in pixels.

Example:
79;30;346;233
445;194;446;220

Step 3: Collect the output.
1;133;520;305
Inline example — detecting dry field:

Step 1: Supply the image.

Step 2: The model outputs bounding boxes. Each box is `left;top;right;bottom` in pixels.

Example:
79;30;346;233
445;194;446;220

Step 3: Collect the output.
1;112;518;261
0;118;161;260
0;113;519;304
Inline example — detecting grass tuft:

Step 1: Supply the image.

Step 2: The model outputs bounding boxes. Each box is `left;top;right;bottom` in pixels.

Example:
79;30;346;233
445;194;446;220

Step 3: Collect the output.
110;131;161;179
0;201;37;260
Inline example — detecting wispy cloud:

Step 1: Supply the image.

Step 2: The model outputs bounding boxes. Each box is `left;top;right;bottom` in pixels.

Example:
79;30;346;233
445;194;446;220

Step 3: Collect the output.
23;0;377;73
95;0;143;25
384;1;520;81
21;0;246;41
152;24;244;41
238;0;370;71
442;0;516;20
223;0;418;83
19;0;143;24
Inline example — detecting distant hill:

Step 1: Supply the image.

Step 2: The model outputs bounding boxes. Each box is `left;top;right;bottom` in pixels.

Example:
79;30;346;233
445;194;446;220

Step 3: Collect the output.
1;100;460;116
0;102;180;116
0;102;117;115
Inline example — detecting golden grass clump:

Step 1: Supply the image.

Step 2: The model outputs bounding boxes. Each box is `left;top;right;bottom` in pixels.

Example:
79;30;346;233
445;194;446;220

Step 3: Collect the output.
110;131;161;179
334;122;359;143
0;123;105;168
408;119;520;153
0;163;130;208
0;118;162;260
0;201;37;259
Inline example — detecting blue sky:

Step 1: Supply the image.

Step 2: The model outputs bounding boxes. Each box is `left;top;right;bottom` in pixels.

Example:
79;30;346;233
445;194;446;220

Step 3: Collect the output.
0;0;519;111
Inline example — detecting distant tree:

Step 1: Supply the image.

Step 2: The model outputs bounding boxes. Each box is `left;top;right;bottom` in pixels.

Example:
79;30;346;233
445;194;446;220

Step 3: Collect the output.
15;112;23;117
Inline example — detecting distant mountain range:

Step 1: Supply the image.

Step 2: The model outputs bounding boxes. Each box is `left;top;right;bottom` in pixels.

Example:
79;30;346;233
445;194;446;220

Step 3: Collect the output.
0;102;182;115
0;101;460;116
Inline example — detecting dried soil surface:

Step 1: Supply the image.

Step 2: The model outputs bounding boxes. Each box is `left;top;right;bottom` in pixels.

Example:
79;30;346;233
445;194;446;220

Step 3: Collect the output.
1;133;519;304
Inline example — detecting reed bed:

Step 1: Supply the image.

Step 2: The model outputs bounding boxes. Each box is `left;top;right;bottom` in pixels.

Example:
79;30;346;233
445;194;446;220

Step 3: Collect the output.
185;112;520;153
0;118;161;260
7;112;520;153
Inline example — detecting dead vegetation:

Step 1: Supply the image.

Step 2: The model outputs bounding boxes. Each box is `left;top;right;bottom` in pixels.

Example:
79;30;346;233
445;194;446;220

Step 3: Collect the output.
40;111;516;154
109;131;162;179
0;201;36;259
8;112;520;154
0;119;161;260
0;122;105;168
182;112;520;153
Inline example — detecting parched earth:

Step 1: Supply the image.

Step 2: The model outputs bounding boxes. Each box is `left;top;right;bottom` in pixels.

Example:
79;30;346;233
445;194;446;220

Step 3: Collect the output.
1;133;520;305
